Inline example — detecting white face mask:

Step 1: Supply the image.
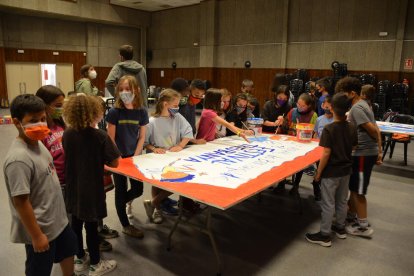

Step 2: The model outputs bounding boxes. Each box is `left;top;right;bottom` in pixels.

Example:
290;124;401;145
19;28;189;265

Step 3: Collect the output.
88;70;97;79
119;90;135;104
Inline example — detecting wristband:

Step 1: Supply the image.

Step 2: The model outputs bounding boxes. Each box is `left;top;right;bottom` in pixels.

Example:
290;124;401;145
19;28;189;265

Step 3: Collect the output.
236;131;241;136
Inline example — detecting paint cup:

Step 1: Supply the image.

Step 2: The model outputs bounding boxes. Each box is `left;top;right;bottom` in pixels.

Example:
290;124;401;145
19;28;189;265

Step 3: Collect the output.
296;123;314;142
247;118;264;136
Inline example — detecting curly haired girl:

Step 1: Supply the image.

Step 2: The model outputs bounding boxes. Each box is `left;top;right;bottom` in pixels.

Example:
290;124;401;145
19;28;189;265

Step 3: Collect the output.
63;95;121;275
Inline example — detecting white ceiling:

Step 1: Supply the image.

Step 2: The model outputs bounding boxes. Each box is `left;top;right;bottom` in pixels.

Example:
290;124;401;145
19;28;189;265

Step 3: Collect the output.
110;0;201;12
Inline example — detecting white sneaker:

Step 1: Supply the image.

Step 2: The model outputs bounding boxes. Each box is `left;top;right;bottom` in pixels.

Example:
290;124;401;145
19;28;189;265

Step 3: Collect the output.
345;223;374;237
126;202;133;219
152;209;164;224
89;259;117;276
74;252;90;272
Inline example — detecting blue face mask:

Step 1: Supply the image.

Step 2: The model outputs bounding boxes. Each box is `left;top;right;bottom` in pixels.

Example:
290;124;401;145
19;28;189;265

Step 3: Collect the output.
168;107;179;116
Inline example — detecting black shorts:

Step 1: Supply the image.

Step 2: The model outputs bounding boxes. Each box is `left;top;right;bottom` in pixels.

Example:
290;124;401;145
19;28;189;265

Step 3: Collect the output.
349;155;377;195
25;224;77;276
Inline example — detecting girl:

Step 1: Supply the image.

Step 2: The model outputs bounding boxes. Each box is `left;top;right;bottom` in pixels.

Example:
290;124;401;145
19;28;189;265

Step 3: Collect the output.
262;85;292;133
63;95;120;275
197;88;251;142
144;89;194;224
35;85;66;193
106;75;148;238
75;64;99;96
216;88;232;138
225;93;249;136
275;93;318;194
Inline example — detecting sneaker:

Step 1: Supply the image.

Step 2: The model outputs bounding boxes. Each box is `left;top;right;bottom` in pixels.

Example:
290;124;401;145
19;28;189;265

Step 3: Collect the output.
161;204;179;216
74;252;90;272
162;197;178;207
143;199;155;220
98;225;119;239
305;232;332;247
331;225;347;239
345;216;357;225
122;225;144;238
89;259;117;276
152;209;164;224
99;239;112;252
126;202;133;219
345;223;374;237
304;165;315;176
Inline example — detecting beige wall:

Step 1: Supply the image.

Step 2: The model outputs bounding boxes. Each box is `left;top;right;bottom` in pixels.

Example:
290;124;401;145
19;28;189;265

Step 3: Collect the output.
148;5;200;68
0;12;142;67
147;0;411;72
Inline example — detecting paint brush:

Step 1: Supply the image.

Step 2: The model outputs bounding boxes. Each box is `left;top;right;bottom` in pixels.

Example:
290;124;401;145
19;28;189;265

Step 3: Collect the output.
275;113;285;134
241;121;256;138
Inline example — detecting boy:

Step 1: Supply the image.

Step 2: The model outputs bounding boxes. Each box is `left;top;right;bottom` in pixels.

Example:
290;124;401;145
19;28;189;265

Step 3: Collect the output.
336;77;382;237
314;95;334;139
4;94;77;275
305;93;358;247
316;77;331;116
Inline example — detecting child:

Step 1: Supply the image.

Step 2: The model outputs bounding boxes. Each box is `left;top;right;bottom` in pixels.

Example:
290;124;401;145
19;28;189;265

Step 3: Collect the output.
144;89;194;224
314;95;334;139
197;88;251;142
336;77;382;237
216;88;232;138
262;85;292;133
174;78;206;135
35;85;66;194
225;93;249;136
305;92;358;247
316;77;331;116
63;95;120;275
310;95;334;201
4;94;77;276
106;75;148;238
275;93;318;194
247;96;260;118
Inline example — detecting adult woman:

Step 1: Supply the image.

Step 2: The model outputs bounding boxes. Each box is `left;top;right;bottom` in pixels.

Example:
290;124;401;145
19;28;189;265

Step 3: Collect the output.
75;64;99;96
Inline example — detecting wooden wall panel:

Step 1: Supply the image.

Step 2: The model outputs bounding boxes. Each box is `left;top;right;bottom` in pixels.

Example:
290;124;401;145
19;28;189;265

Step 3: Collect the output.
4;48;86;94
148;67;414;113
94;67;112;93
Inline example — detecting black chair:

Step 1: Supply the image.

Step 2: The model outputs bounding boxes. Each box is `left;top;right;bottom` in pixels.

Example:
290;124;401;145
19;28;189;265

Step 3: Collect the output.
382;114;414;165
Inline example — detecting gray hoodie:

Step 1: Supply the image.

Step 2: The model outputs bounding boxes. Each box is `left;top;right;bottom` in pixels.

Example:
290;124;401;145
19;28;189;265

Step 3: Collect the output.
105;60;148;107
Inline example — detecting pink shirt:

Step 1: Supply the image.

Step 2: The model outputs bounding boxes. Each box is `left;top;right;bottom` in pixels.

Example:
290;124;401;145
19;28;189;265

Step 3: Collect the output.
196;109;218;141
42;124;65;185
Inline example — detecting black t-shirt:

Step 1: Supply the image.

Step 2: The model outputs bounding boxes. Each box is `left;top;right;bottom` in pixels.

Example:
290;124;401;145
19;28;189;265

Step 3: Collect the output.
105;107;149;157
63;127;120;221
225;108;247;136
262;100;292;133
179;103;196;135
319;121;358;178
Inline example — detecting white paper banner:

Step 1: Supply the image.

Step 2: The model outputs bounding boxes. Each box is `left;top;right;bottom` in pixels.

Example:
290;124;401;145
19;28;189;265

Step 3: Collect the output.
133;135;319;189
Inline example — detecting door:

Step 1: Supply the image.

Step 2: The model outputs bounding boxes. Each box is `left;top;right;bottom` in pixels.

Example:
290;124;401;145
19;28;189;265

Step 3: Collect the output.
6;63;41;101
56;64;74;96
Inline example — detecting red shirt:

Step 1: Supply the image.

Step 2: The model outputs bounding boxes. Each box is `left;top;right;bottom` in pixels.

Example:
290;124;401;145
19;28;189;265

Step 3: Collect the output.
196;109;218;142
